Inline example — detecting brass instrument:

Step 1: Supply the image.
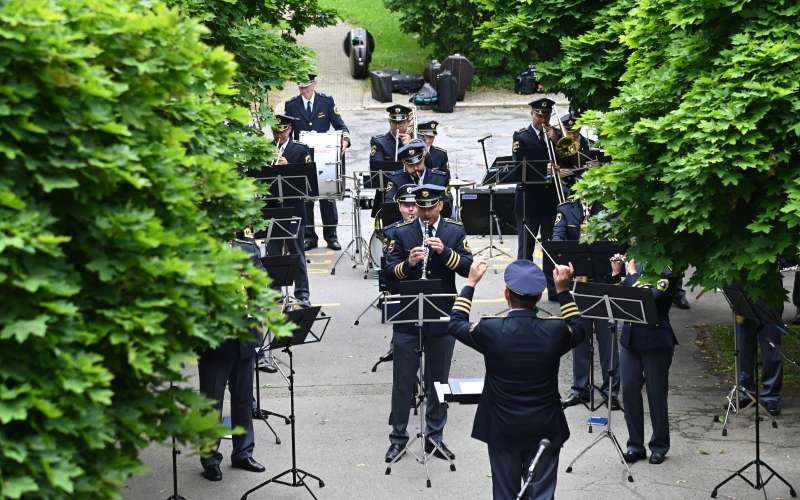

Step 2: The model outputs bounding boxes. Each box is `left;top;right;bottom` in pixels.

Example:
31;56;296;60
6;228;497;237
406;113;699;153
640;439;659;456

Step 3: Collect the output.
552;105;581;158
271;139;289;166
421;220;430;279
542;122;567;205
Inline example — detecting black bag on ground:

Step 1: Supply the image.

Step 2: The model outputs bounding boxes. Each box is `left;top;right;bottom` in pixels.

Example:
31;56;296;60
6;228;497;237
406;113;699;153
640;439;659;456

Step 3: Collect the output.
342;28;375;79
411;83;438;106
514;66;539;94
423;59;441;84
434;71;457;113
391;74;425;94
370;70;393;102
441;54;474;101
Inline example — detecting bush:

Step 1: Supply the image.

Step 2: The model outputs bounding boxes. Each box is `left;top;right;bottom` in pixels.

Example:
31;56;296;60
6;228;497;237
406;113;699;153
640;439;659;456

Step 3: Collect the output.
0;1;290;498
577;0;800;304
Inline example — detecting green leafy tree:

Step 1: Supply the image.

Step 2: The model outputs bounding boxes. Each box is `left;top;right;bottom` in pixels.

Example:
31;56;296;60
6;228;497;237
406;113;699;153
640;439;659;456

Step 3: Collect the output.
536;0;632;111
0;1;293;498
577;0;800;304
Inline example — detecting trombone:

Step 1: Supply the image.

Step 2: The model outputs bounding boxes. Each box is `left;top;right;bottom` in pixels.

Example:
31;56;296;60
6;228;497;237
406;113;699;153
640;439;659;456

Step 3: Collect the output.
542;119;567;205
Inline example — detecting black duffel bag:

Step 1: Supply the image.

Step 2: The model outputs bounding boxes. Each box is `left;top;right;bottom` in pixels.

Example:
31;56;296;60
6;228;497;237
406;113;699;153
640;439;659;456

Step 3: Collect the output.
514;66;539;95
410;83;438;106
391;74;425;94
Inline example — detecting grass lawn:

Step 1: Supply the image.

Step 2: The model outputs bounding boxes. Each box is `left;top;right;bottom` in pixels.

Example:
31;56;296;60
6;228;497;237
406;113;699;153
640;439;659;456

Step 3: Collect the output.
698;323;800;393
319;0;429;74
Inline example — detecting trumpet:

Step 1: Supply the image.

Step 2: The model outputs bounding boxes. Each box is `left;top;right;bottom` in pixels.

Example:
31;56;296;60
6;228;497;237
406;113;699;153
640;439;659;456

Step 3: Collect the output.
421;220;430;279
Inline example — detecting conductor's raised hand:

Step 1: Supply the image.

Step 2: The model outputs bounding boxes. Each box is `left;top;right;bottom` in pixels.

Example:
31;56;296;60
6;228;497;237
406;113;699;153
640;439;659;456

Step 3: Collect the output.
626;258;638;276
553;263;574;293
467;256;489;287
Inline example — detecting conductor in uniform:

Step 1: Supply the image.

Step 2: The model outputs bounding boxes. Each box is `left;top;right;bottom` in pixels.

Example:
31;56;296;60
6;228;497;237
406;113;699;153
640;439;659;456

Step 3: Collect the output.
268;114;312;306
552;199;620;409
284;73;350;251
198;236;267;481
448;257;586;499
611;258;678;465
383;184;473;464
512;97;562;299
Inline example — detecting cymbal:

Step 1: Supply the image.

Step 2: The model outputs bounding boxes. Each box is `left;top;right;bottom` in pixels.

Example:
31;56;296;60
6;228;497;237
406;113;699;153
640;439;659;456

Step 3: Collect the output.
448;178;476;187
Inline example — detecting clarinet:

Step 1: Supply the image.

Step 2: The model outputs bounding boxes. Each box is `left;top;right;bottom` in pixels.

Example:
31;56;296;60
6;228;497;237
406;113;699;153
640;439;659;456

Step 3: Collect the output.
421;220;430;280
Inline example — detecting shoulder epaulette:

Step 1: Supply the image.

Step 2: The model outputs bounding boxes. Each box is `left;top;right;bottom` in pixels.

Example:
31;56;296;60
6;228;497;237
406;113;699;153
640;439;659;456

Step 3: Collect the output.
428;169;447;176
396;219;415;227
432;145;447;153
371;133;384;140
444;218;463;226
557;200;575;207
541;316;564;320
479;314;505;319
515;127;527;134
316;91;330;98
286;95;301;104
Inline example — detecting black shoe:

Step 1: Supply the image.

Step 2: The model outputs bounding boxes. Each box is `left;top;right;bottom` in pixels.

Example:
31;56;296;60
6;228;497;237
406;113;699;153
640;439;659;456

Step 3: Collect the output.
201;464;222;481
326;239;341;251
304;240;318;251
673;295;690;309
257;355;278;373
425;441;455;460
763;400;781;416
385;443;404;463
733;394;753;411
648;452;666;465
623;450;646;463
231;457;265;473
562;392;590;408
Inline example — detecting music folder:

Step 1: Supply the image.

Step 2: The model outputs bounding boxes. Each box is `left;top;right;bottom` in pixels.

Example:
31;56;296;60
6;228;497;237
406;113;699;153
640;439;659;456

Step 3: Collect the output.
543;240;623;278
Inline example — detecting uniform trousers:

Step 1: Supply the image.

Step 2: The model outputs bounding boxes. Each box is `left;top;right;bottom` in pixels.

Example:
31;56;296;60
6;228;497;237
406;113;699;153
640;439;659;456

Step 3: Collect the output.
198;348;255;467
304;199;338;242
488;445;559;500
736;319;783;403
619;344;673;455
514;193;556;296
389;331;455;445
571;318;619;397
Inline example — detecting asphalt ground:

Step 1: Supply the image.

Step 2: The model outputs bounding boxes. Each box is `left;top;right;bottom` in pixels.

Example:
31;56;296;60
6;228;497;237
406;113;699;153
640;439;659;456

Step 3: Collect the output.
124;107;800;499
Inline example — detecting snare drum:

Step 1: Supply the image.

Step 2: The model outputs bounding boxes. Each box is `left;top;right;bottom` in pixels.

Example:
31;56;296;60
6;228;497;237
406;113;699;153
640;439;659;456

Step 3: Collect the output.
299;131;343;198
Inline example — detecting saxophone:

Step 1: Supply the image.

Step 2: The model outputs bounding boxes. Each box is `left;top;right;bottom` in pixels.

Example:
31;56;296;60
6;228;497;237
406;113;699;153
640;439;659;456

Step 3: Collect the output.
420;220;430;279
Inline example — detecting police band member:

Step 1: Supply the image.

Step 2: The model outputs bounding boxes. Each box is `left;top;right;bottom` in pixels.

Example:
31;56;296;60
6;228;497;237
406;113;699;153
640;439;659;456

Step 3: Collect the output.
418;120;449;174
376;184;420;364
384;139;448;205
512;97;562;299
611;257;678;465
448;258;586;500
284;74;349;252
552;199;620;409
371;104;413;161
383;184;473;464
269;114;311;306
199;236;267;481
556;111;591;187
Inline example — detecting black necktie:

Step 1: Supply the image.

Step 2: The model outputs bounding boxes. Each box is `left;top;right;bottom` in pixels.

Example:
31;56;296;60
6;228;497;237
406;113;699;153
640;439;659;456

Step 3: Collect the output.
306;101;312;117
538;129;544;143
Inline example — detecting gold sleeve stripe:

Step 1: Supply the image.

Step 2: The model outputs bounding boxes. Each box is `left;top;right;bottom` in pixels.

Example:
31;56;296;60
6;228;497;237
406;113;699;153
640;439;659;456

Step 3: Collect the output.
395;263;407;279
454;298;472;308
560;302;579;313
563;310;580;318
452;305;471;314
446;251;457;269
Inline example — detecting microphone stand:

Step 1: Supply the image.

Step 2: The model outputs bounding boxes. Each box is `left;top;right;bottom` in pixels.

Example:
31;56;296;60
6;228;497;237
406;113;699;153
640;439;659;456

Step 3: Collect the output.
166;381;186;500
516;439;550;500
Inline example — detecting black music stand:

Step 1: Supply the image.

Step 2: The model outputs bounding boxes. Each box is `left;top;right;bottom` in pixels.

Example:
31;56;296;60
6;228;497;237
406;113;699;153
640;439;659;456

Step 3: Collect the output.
383;279;457;487
241;306;330;500
253;162;319;201
365;160;401;219
256;207;300;241
165;382;186;500
543;240;623;411
710;286;796;499
472;156;512;259
714;288;778;435
564;281;658;483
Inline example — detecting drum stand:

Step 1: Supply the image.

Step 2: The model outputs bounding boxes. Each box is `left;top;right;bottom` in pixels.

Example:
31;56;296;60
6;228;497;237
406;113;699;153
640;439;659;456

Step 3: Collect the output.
331;175;371;277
